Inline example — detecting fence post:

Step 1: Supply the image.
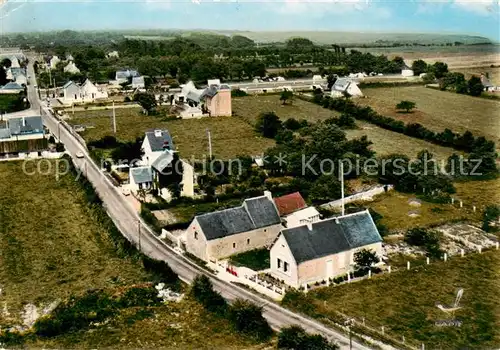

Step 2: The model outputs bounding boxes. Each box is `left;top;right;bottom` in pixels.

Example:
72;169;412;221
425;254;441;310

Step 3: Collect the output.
496;242;499;250
460;201;463;208
444;253;447;262
461;249;465;257
451;197;454;204
362;317;365;326
422;343;425;350
473;206;476;212
478;246;482;254
368;270;372;279
426;257;430;265
402;336;405;343
388;266;391;273
407;261;410;270
347;272;351;283
381;326;384;335
304;283;308;294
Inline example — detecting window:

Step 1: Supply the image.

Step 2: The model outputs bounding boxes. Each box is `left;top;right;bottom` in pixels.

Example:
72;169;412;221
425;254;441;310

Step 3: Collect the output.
277;258;282;269
264;229;267;232
247;238;250;245
233;242;236;248
284;262;289;272
194;231;198;240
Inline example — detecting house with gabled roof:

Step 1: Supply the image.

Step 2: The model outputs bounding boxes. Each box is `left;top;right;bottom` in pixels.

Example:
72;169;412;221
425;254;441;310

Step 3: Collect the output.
141;129;175;167
185;192;283;262
270;210;382;288
0;116;47;157
63;61;80;74
129;167;153;191
331;78;363;98
200;80;232;117
0;82;24;94
273;192;320;228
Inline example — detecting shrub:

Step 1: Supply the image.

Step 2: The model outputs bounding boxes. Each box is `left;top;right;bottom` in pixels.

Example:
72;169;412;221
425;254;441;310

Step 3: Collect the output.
124;96;131;102
48;135;55;144
142;256;178;285
278;325;339;350
231;89;247;97
55;143;65;152
190;275;228;315
119;286;161;308
228;299;273;341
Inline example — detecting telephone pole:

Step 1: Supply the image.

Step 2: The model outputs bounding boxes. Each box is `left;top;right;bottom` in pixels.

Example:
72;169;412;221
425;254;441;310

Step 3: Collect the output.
112;101;116;134
138;220;142;251
340;161;345;216
206;128;212;159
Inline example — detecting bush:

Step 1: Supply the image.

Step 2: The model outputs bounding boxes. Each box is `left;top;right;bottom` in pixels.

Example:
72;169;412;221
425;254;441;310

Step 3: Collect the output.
124;96;131;102
231;89;248;97
119;286;161;308
190;275;228;315
278;325;339;350
228;299;273;341
404;228;443;258
142;256;178;285
482;205;500;232
48;135;55;144
55;143;65;152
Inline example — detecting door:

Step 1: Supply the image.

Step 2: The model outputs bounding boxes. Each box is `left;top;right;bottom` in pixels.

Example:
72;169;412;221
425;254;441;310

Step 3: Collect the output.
326;259;333;278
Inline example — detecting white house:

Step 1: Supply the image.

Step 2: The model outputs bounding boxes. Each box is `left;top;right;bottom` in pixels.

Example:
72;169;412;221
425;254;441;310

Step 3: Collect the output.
107;51;119;58
129;167;153;192
141;129;175;167
132;76;145;89
207;78;221;86
49;56;60;70
62;81;81;101
10;56;20;68
312;75;323;82
285;207;321;229
185;192;283;262
114;69;140;85
270;210;383;288
63;61;80;74
0;82;24;94
331;78;363;98
401;62;414;77
80;79;107;100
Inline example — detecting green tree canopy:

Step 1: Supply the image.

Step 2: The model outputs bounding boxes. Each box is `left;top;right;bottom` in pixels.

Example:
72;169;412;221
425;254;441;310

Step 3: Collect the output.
255;111;283;138
396;100;416;113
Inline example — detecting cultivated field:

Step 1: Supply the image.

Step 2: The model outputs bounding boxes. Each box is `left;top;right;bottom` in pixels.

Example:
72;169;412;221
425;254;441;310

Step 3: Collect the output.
232;94;340;125
286;251;500;349
356;86;500;147
68;109;275;160
0;160;149;323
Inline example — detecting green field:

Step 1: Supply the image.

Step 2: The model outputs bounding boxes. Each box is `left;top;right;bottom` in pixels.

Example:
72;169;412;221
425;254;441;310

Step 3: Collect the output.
346;121;456;161
68;109;275;160
0;160;149;321
356;86;500;147
233;95;457;160
232;94;340;125
284;251;500;349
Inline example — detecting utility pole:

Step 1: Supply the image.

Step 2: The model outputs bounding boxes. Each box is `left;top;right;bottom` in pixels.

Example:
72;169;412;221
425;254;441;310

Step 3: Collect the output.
206;128;212;159
138;220;142;251
58;121;61;142
340;161;345;216
112;101;116;134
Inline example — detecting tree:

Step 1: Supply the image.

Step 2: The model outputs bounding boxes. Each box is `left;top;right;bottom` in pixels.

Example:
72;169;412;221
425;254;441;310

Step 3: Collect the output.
309;175;342;202
255;111;283;138
134;92;157;115
228;299;272;341
396;100;416;113
337;113;356;129
404;228;442;258
283;118;302;131
0;67;7;86
110;137;144;166
327;74;337;90
280;90;293;105
354;249;380;270
430;61;448;79
422;72;435;84
411;59;427;76
190;275;228;314
482;205;500;232
467;76;484;97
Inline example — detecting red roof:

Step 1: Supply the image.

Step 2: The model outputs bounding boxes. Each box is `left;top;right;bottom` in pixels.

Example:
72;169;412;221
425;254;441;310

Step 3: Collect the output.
273;192;307;216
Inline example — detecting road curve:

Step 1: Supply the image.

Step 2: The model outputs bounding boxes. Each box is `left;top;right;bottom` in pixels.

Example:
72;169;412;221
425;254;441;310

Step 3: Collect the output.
24;59;375;350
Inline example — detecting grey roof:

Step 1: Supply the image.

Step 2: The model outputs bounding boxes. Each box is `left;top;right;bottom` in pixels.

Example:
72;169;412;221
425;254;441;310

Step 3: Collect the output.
10;67;26;78
116;69;140;80
63;81;75;89
130;167;153;184
196;196;281;240
151;151;174;172
145;130;175;152
200;85;219;99
186;90;201;103
332;78;351;92
0;128;11;139
8;116;44;135
282;210;382;264
481;76;493;88
132;76;144;83
1;82;24;90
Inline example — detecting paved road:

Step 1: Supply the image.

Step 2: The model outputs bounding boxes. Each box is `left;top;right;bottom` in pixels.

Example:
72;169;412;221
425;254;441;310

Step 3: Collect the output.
24;59;378;350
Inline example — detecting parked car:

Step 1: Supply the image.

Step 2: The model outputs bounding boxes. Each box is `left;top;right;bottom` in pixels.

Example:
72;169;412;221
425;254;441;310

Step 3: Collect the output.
75;151;84;159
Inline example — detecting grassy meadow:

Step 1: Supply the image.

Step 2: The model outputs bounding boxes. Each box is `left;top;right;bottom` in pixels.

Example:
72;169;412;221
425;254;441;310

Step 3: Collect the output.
68;108;275;160
356;86;500;147
285;251;500;349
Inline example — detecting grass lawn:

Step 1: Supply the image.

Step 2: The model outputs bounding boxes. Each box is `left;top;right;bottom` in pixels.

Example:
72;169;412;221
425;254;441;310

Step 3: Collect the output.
285;251;500;349
0;160;150;324
346;121;457;161
0;94;25;113
232;94;340;125
356;86;500;148
167;198;244;223
360;190;482;232
229;248;271;271
68;109;275;160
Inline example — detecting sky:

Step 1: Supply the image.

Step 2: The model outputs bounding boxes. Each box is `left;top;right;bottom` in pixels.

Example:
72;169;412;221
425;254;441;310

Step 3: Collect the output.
0;0;499;41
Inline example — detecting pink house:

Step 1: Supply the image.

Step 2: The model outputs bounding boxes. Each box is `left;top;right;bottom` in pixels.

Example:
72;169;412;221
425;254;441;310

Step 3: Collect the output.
200;84;232;117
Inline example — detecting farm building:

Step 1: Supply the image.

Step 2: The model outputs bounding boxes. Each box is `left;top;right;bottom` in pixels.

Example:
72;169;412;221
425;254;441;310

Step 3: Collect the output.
200;83;232;117
401;62;414;77
185;192;283;262
269;210;383;288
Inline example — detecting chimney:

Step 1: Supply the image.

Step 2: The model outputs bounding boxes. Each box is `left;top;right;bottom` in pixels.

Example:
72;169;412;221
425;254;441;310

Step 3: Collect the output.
22;117;26;127
306;222;312;230
335;218;340;224
263;190;272;201
154;130;162;138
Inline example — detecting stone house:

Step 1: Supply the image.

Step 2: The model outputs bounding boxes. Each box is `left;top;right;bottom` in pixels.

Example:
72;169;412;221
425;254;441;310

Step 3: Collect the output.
185;193;283;262
200;83;232;117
